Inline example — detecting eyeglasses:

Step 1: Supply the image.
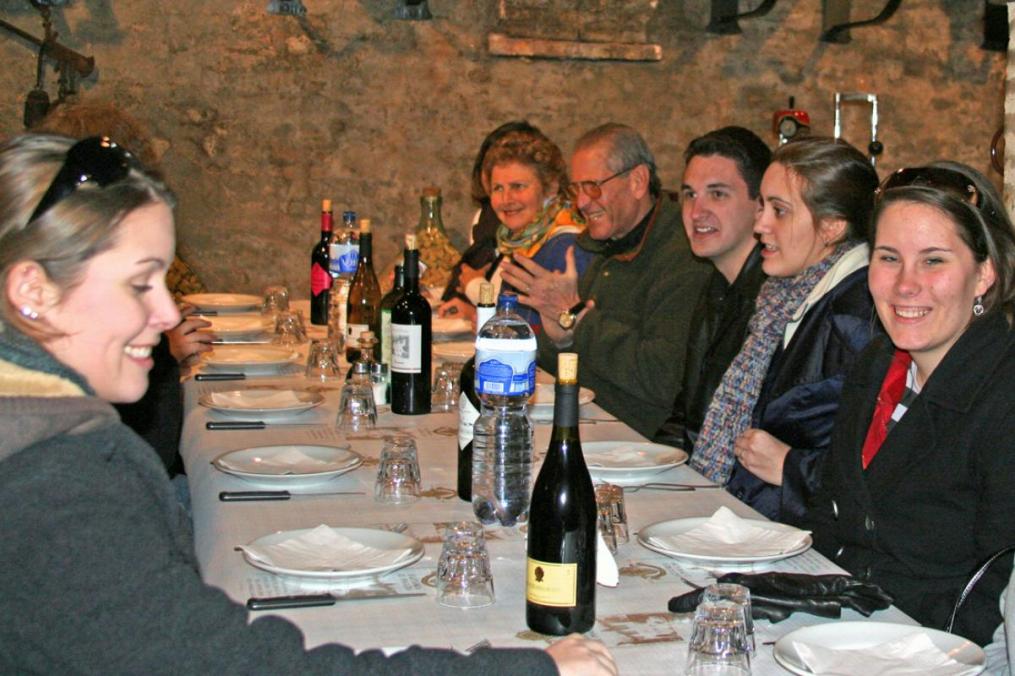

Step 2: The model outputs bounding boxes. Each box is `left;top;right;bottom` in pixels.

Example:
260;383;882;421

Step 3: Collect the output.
876;166;981;209
567;166;635;201
28;136;138;224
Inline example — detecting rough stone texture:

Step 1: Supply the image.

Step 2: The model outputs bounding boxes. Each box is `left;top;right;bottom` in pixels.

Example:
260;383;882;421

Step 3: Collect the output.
0;0;1005;295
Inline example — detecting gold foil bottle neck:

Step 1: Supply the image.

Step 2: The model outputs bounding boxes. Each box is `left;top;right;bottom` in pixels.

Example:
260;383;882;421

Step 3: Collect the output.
322;198;332;211
405;233;418;250
358;218;371;234
479;281;495;306
422;186;441;199
558;353;578;384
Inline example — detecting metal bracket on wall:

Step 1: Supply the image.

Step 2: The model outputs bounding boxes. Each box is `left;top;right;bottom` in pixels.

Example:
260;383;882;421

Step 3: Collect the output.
833;92;883;168
0;18;94;78
821;0;903;44
707;0;778;35
981;1;1007;52
393;0;432;21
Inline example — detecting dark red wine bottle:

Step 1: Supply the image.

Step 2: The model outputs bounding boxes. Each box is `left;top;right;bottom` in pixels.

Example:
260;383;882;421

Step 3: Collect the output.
310;199;333;325
390;234;431;415
526;353;596;635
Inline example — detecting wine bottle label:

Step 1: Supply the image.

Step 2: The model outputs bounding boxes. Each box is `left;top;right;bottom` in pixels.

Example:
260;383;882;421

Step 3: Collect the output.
457;391;480;449
310;262;332;296
476;338;537;397
391;324;422;373
526;558;578;607
346;323;369;345
380;309;393;365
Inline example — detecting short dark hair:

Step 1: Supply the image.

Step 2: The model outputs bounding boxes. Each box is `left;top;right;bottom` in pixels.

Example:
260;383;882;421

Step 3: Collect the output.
683;126;771;199
772;136;878;243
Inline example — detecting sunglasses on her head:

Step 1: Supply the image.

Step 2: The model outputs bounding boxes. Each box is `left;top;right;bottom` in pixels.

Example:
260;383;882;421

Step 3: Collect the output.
876;166;981;209
28;136;138;224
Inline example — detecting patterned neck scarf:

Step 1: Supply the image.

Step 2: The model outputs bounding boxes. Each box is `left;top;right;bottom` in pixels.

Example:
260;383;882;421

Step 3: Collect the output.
496;196;581;258
690;243;851;484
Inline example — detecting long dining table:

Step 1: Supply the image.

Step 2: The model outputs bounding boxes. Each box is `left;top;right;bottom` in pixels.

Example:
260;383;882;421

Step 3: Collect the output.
179;324;917;675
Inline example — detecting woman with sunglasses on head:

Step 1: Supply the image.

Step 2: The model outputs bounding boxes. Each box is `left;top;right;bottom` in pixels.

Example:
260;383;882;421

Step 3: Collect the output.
690;137;881;522
438;130;592;332
0;134;616;675
802;161;1015;646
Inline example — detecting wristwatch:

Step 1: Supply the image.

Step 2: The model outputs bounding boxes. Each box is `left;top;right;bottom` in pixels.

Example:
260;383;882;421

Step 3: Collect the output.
557;300;586;330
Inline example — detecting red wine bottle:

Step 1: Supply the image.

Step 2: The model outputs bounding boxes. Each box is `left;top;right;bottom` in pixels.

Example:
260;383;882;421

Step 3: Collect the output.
457;282;496;502
310;199;333;325
390;234;431;415
526;353;596;635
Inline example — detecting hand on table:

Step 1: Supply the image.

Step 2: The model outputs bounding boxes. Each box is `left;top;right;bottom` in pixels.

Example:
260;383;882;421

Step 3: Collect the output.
733;428;791;486
168;304;214;366
546;634;618;676
501;246;580;319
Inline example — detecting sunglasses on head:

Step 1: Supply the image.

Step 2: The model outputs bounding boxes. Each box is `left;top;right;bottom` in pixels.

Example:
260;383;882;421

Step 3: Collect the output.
876;166;981;209
28;136;138;224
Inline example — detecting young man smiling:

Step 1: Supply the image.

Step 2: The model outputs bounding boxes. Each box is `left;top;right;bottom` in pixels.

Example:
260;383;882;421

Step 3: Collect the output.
655;127;771;449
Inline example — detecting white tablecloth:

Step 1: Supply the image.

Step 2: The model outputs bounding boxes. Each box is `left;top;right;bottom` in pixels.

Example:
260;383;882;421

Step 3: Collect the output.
180;364;914;675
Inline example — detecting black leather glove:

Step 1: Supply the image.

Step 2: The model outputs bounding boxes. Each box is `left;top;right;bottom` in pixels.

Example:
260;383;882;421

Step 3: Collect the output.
667;573;894;623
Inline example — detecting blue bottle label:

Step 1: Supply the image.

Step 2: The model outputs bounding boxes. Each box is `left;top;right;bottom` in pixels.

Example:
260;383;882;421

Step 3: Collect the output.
475;337;537;397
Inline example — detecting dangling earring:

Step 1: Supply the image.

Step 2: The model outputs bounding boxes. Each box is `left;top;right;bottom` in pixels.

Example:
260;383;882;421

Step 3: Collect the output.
19;305;39;320
973;296;985;317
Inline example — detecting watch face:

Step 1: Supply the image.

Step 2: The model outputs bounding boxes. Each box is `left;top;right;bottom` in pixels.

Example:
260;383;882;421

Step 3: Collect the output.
778;117;800;137
557;310;575;330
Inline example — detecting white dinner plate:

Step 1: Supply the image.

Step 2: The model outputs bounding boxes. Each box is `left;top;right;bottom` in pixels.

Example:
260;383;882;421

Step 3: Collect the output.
199;388;324;419
212;444;362;485
241;526;424;581
202;345;301;373
433;340;475;363
182;292;261;312
638;516;812;564
198;314;270;337
530;383;595;415
582;441;688;485
773;622;986;675
432;316;472;336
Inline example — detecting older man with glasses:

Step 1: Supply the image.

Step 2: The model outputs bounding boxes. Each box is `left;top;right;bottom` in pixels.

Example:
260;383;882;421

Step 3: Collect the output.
502;123;710;437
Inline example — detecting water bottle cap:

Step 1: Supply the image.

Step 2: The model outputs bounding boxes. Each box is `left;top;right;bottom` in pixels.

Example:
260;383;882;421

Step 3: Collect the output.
497;291;519;311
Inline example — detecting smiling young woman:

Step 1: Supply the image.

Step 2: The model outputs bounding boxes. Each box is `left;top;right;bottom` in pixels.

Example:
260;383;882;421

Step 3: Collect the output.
802;160;1015;646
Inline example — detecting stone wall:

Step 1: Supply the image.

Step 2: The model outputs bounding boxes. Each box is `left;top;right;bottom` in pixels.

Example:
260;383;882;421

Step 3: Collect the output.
0;0;1004;295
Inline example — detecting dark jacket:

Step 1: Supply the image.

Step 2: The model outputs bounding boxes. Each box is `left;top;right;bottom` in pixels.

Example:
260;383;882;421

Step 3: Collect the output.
655;245;766;449
800;312;1015;646
726;261;878;522
0;324;555;675
538;193;711;437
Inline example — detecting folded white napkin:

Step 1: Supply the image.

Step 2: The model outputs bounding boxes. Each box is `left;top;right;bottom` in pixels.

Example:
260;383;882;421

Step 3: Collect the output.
210;390;306;409
793;632;982;676
596;530;619;587
218;446;336;472
240;525;414;572
647;506;811;558
587;445;658;468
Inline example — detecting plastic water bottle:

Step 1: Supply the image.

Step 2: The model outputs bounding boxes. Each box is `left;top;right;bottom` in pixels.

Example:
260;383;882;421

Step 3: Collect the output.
471;292;537;527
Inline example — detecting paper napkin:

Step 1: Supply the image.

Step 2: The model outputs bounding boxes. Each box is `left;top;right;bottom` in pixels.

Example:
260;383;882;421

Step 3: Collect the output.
647;506;811;558
240;525;414;572
793;631;982;676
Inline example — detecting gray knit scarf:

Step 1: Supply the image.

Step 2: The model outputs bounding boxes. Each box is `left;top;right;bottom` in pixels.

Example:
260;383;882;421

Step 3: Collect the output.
690;244;850;484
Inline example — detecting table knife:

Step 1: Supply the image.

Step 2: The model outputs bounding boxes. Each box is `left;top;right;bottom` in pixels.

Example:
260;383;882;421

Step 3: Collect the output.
247;591;426;611
196;373;246;381
206;421;322;430
219;490;364;501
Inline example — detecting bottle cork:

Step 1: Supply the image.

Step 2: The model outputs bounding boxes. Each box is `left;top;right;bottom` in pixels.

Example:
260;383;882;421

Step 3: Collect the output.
479;281;495;306
322;199;332;211
558;353;578;384
358;218;371;234
405;233;417;250
423;186;441;198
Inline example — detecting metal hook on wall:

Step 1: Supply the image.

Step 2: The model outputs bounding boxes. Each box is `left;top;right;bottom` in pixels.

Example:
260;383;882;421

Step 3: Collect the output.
833;92;884;168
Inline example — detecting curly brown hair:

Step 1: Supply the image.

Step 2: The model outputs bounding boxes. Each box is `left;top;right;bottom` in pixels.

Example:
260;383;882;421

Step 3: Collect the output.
481;131;570;203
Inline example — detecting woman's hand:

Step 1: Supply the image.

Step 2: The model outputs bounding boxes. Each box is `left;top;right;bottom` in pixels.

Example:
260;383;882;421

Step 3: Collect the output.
167;304;214;366
546;634;618;676
733;428;791;486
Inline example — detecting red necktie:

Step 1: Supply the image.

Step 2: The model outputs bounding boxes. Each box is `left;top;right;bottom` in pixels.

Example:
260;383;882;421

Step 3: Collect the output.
861;349;912;469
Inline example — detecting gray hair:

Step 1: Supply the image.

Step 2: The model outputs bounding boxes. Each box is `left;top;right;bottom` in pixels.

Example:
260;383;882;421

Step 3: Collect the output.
574;123;661;197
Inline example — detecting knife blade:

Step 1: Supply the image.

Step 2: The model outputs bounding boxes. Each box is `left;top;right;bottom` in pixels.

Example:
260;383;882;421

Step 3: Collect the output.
247;591;426;611
206;421;322;430
219;490;364;501
196;373;246;381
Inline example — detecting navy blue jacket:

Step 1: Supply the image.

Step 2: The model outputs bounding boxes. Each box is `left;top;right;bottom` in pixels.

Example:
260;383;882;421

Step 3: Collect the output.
726;265;879;522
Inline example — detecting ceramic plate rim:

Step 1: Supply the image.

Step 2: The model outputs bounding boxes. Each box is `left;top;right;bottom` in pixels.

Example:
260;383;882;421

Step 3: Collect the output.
432;316;473;335
432;340;475;362
530;383;595;410
198;314;270;336
182;292;262;311
242;526;424;580
637;516;812;563
582;441;688;478
212;444;362;482
772;621;986;675
203;345;301;370
199;388;324;415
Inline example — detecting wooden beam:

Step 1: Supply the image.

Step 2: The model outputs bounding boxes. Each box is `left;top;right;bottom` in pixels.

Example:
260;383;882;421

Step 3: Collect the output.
487;33;661;62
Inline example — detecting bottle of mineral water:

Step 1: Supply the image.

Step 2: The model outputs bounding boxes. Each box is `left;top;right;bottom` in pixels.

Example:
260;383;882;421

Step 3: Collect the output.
471;292;536;527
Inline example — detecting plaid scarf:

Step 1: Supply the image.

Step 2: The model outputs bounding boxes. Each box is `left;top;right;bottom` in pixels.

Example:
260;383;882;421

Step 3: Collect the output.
690;244;850;484
496;196;582;258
